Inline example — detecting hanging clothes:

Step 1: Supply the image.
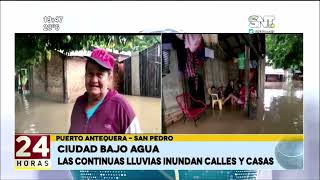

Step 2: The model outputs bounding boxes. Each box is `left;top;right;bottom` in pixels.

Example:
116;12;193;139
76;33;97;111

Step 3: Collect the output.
181;34;206;91
202;34;217;47
184;49;205;91
196;38;206;61
238;52;245;81
238;52;245;70
176;34;184;40
172;34;205;73
184;34;203;53
171;35;188;72
184;49;197;78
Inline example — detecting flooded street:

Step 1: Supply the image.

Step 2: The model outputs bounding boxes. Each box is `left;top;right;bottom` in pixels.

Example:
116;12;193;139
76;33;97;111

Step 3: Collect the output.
15;94;161;134
167;80;303;134
15;80;303;134
15;94;73;133
262;80;303;134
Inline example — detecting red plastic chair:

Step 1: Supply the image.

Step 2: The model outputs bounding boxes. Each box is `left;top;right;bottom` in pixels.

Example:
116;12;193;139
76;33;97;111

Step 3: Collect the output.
176;93;207;126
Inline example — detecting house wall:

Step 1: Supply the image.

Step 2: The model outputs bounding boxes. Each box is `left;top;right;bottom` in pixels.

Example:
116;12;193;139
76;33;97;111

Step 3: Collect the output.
131;52;140;96
65;56;87;103
162;50;184;125
47;51;64;102
32;51;64;102
113;55;129;94
31;51;129;103
204;57;229;104
32;62;46;97
228;60;239;81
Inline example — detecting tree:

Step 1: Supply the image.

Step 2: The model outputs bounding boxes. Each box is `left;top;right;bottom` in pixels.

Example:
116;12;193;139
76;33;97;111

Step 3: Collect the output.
15;34;160;69
266;34;303;71
15;34;160;93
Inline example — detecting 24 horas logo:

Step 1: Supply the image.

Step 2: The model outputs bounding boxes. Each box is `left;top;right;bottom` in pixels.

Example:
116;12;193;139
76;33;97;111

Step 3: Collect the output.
15;135;51;169
248;15;275;34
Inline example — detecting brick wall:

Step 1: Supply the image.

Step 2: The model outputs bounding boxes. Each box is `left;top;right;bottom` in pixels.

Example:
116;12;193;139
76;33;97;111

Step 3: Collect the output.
162;49;184;126
31;51;125;103
47;51;64;102
65;56;87;103
31;51;64;102
32;62;46;96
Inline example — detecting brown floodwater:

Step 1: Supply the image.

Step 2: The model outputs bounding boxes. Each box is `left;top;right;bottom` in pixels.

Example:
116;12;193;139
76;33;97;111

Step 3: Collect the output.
167;81;303;134
15;81;303;134
15;94;161;134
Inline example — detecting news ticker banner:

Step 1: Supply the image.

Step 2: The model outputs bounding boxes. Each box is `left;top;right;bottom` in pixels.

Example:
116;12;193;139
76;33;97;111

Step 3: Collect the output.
15;134;303;170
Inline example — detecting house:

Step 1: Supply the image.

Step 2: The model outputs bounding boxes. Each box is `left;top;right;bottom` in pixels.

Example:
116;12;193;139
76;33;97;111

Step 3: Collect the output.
162;34;266;126
29;44;161;103
265;66;286;82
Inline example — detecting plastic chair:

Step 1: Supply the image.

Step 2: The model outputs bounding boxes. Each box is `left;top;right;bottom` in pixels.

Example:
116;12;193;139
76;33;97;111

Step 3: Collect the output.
208;88;223;110
176;93;207;126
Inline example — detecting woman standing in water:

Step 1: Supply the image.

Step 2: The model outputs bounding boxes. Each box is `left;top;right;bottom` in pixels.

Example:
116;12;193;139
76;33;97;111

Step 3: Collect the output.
69;48;141;134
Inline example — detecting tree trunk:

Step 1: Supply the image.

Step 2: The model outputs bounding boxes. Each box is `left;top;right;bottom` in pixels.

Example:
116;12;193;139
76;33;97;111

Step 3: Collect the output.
44;53;48;92
19;71;23;94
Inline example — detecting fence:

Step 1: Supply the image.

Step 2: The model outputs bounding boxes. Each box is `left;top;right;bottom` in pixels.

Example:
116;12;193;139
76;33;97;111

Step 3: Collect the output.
123;57;132;95
139;44;161;97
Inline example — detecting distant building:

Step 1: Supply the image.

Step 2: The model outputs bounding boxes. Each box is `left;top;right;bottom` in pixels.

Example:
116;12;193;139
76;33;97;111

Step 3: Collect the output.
265;66;286;82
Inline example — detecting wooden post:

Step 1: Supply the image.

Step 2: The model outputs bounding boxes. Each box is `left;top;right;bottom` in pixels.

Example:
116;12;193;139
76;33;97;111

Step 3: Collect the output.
28;67;32;94
256;56;265;120
63;57;68;103
258;57;265;99
19;70;23;94
161;89;167;134
44;52;48;93
245;45;250;115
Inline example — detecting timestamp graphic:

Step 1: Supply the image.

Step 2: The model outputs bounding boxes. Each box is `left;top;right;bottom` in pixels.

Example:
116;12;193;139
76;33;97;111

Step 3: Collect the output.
43;16;63;31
